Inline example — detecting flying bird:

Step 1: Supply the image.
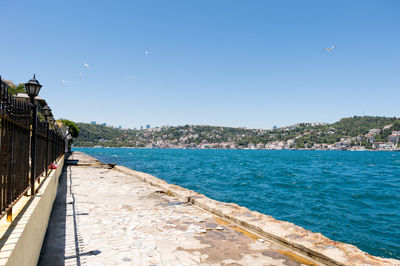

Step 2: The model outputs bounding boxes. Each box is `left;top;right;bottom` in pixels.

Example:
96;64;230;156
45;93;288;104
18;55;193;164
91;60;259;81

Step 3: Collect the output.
322;45;336;52
125;75;135;79
79;73;83;77
145;49;149;55
61;80;69;84
84;62;90;69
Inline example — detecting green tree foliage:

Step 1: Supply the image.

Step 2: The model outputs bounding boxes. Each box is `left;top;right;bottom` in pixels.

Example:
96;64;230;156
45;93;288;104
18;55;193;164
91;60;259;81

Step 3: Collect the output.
391;120;400;131
60;119;80;138
8;84;25;95
332;116;397;136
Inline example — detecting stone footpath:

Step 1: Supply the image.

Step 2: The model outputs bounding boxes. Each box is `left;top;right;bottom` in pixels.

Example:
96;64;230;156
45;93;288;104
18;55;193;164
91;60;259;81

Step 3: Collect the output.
38;152;321;266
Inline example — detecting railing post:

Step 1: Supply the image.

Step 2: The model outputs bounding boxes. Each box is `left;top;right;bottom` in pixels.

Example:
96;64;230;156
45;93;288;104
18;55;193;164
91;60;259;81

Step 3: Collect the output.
53;130;56;163
45;120;49;177
30;100;37;196
9;96;15;222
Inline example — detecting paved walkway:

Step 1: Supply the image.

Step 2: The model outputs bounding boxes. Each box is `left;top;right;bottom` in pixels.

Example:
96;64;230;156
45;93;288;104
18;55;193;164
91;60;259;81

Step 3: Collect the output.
38;152;320;266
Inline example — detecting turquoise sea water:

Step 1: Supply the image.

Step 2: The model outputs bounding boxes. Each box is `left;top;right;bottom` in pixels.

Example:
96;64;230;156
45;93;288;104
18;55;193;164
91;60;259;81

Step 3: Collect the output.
74;148;400;259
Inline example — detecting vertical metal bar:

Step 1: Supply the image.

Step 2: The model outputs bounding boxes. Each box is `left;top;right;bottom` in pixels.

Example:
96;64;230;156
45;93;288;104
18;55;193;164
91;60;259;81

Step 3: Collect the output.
53;130;56;162
0;82;4;212
8;97;15;221
24;101;30;192
45;120;49;176
5;90;10;210
30;100;37;196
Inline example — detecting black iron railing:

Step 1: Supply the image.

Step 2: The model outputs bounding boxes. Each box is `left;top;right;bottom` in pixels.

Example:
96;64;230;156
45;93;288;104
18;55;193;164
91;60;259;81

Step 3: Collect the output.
0;79;66;219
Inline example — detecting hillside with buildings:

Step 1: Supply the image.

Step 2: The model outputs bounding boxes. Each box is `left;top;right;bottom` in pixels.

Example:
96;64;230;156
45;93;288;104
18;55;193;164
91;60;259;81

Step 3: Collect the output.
74;116;400;151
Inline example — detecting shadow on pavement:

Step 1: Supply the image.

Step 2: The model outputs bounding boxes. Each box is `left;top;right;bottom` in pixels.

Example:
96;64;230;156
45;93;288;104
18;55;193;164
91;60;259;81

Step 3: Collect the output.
38;167;68;265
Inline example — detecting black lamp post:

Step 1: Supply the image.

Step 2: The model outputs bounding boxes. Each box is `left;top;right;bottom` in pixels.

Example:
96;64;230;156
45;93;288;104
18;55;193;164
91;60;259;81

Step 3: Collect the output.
42;105;52;177
25;74;42;196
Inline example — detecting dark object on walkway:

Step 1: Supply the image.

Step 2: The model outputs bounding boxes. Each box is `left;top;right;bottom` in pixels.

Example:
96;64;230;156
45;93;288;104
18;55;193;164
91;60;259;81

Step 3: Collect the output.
65;160;79;165
106;163;116;169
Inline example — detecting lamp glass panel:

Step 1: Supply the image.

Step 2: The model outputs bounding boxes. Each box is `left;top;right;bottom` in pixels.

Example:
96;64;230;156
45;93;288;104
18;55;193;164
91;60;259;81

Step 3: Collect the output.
43;107;51;116
34;85;41;96
26;84;38;97
25;84;33;95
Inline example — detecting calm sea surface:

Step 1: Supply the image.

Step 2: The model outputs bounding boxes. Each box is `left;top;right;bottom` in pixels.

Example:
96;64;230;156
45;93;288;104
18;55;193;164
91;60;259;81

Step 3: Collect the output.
74;148;400;259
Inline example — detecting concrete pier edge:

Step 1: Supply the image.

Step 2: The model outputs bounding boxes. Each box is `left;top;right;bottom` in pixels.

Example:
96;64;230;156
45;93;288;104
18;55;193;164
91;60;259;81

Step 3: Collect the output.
111;162;399;266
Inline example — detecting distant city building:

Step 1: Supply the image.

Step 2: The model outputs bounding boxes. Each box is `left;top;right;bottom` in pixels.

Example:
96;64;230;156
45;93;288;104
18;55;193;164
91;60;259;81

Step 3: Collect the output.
365;134;375;143
273;125;277;130
256;143;265;149
118;126;122;129
101;123;106;126
248;143;256;149
146;124;150;129
372;142;390;150
388;133;400;143
140;126;143;130
91;121;96;125
134;128;137;130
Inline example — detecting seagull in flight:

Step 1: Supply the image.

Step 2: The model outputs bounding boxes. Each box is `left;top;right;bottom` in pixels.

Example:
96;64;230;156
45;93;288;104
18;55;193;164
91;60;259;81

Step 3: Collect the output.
145;49;149;55
322;45;336;52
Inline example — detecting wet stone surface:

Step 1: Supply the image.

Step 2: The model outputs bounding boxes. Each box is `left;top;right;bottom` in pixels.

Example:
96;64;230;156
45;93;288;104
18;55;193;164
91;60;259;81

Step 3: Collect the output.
38;152;320;266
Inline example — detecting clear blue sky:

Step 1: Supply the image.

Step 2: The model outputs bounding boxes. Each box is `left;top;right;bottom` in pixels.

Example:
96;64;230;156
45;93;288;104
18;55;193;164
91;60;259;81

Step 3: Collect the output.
1;0;399;129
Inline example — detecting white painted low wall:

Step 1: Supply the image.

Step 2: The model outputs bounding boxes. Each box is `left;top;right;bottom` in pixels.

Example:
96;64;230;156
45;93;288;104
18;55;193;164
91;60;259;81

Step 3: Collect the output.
0;156;65;266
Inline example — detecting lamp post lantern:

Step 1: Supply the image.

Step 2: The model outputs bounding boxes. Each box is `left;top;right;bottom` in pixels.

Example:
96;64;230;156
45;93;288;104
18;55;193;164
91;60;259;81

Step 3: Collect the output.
25;74;42;196
25;74;42;101
42;105;51;117
42;105;52;177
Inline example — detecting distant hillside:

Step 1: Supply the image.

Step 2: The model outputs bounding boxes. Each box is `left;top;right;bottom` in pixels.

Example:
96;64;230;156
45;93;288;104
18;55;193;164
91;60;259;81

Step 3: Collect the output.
332;116;397;136
73;116;399;149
